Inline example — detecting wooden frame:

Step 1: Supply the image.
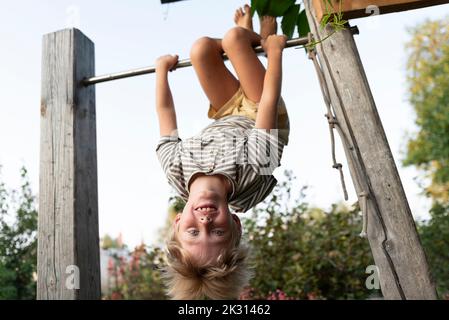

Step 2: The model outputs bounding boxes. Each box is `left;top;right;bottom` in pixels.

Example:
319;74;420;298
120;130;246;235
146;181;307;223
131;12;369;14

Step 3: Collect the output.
305;0;437;299
312;0;449;21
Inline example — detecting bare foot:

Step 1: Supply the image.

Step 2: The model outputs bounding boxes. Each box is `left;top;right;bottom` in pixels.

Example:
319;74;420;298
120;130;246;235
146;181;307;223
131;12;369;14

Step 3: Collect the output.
234;4;253;31
260;15;277;39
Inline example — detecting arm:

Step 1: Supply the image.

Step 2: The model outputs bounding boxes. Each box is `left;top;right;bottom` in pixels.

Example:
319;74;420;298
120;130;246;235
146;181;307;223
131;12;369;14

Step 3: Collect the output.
155;55;179;136
255;35;287;131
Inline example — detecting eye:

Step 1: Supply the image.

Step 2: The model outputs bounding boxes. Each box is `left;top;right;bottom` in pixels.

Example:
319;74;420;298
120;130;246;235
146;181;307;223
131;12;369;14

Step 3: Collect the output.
213;230;225;236
187;229;199;236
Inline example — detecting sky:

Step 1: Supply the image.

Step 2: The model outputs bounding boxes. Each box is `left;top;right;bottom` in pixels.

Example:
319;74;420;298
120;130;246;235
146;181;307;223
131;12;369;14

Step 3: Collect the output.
0;0;448;248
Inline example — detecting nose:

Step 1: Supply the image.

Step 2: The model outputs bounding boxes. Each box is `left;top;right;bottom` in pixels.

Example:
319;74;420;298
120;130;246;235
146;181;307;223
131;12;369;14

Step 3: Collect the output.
198;216;212;224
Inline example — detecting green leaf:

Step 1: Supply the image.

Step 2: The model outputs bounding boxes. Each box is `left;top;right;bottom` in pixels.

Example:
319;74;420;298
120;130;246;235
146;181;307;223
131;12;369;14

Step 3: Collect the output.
324;0;334;11
250;0;257;16
266;0;296;17
281;4;300;39
297;9;310;37
251;0;269;16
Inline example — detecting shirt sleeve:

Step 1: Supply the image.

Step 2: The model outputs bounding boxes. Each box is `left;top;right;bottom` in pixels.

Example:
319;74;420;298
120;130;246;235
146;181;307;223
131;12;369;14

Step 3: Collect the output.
246;128;285;176
229;175;278;213
156;135;181;175
155;135;189;201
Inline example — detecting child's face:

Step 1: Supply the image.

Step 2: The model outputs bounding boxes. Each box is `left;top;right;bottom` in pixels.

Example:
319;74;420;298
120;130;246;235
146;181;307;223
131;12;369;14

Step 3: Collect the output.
174;189;241;264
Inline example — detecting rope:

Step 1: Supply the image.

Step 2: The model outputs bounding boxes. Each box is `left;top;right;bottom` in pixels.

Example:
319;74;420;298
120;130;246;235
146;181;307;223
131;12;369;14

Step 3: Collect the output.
307;32;349;202
306;35;370;238
303;18;406;299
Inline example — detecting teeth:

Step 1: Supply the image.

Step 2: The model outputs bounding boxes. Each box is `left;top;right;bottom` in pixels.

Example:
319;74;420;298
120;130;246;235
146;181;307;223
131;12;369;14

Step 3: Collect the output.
197;206;215;211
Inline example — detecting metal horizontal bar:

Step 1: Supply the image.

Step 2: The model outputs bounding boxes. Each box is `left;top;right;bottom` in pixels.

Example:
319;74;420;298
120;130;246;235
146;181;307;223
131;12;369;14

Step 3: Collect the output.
82;26;358;86
161;0;189;3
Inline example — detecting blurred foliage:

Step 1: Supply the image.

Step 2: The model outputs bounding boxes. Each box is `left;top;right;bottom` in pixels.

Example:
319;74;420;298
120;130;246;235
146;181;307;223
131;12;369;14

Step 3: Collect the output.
104;243;167;300
418;202;449;299
403;17;449;299
101;233;127;250
242;170;379;299
404;17;449;203
0;167;37;299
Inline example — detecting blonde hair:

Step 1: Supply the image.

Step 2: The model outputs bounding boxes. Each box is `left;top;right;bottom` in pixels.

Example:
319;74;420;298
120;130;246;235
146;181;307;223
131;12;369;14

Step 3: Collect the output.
163;218;252;300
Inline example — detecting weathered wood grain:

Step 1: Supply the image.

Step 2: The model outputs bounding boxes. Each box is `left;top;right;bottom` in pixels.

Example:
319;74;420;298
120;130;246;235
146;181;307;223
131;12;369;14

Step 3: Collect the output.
305;0;437;299
312;0;449;21
38;28;100;300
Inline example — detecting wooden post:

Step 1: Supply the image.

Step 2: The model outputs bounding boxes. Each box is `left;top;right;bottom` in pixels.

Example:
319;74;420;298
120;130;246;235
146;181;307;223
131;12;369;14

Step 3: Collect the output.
304;0;437;299
38;28;100;299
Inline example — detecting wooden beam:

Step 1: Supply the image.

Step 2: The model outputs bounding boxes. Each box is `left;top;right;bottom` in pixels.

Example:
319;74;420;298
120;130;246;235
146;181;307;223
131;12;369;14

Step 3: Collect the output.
304;0;437;299
313;0;449;21
38;28;100;299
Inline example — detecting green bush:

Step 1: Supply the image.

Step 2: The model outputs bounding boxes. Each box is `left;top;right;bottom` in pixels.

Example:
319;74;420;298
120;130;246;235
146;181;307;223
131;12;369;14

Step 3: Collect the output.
242;170;379;299
104;244;167;300
0;167;37;300
418;202;449;298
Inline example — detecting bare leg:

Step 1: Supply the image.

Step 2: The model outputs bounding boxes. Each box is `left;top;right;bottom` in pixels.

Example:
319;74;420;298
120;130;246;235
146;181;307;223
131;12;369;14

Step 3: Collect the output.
190;37;239;112
189;4;277;112
223;5;277;103
222;27;264;103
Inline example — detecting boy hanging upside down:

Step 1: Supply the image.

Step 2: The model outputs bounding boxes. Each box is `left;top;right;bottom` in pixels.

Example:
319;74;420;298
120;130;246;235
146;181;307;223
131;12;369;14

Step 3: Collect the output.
155;4;290;299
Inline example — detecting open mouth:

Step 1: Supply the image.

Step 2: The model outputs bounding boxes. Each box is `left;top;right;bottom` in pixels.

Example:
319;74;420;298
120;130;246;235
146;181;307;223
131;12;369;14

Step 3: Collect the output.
194;204;217;212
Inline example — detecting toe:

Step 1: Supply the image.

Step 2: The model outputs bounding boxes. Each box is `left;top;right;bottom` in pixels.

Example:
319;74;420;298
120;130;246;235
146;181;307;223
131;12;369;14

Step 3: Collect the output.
239;7;244;16
244;4;251;14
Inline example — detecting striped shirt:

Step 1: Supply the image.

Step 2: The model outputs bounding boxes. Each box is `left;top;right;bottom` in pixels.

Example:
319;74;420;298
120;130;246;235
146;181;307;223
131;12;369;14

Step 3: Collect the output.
156;115;286;213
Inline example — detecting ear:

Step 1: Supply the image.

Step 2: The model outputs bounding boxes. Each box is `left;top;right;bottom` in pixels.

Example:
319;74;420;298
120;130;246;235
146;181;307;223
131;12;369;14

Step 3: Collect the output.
231;213;242;234
173;213;181;228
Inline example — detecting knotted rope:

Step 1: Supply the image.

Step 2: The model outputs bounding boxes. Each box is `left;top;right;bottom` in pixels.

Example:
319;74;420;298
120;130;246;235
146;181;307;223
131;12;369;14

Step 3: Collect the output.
306;32;368;238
